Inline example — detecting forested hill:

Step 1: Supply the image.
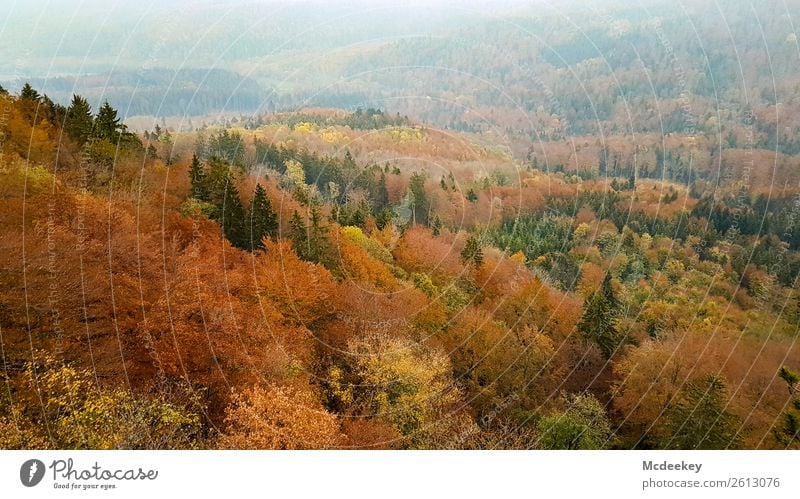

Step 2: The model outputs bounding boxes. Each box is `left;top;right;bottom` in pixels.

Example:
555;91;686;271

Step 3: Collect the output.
4;0;798;154
1;84;799;449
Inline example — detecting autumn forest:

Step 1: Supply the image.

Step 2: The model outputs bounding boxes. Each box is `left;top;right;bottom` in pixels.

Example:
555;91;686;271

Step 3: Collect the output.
2;0;800;450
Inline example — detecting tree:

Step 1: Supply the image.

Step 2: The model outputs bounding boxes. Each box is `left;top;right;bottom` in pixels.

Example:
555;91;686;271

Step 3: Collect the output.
65;95;94;146
375;171;390;211
20;83;40;101
461;234;484;267
188;154;208;201
93;101;122;141
409;172;428;224
662;375;742;449
578;273;625;358
776;366;800;448
329;333;464;447
289;210;308;257
466;188;478;202
204;157;246;248
536;393;613;449
431;215;443;236
219;179;247;248
248;183;278;250
219;385;342;450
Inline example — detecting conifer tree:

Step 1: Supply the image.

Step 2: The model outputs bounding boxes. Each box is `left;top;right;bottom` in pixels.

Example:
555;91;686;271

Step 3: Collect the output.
189;154;208;201
289;211;308;258
219;180;247;249
93;101;121;141
578;273;625;358
461;234;484;267
20;83;40;101
375;172;389;211
248;183;278;250
662;375;741;449
65;95;94;146
431;215;443;236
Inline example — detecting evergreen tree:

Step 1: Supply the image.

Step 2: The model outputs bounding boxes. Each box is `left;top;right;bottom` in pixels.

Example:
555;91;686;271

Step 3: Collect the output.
219;179;247;249
375;172;389;211
204;157;246;248
41;95;66;127
65;95;94;146
461;234;484;267
409;172;428;225
289;211;308;258
776;366;800;448
20;83;40;101
188;154;208;201
0;83;7;95
578;274;625;358
248;183;278;250
93;101;121;141
431;215;443;236
466;188;478;202
662;375;742;449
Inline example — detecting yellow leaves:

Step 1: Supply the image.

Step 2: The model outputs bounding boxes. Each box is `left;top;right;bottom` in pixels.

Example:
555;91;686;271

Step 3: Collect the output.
293;121;317;134
344;333;461;443
284;158;306;186
320;127;346;144
219;385;343;450
509;250;527;264
383;127;423;142
8;357;202;449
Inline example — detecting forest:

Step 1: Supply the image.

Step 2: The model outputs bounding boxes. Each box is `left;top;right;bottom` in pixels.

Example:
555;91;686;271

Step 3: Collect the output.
1;81;799;450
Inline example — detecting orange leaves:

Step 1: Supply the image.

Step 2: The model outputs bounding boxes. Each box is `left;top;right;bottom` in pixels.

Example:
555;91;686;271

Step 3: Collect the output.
219;385;343;449
393;226;464;284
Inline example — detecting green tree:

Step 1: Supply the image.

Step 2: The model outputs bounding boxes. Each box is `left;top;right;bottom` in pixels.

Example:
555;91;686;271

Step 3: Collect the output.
93;101;122;141
289;210;308;257
20;83;40;101
189;154;209;201
775;366;800;448
65;95;94;146
431;215;443;236
578;273;626;358
409;172;428;225
248;183;278;250
536;393;613;449
204;157;246;248
662;375;742;449
461;234;484;267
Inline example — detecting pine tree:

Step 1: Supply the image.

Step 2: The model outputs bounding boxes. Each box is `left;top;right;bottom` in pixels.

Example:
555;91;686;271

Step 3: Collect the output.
93;101;121;141
204;157;246;248
578;274;625;358
375;172;389;211
41;95;66;127
289;211;308;258
20;83;40;101
248;184;278;250
409;172;428;225
461;234;483;267
219;180;247;249
662;375;742;449
189;154;208;201
776;366;800;447
431;215;443;236
65;95;94;146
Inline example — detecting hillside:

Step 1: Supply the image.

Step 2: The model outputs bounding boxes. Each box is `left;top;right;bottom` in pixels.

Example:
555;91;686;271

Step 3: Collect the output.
1;86;799;449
